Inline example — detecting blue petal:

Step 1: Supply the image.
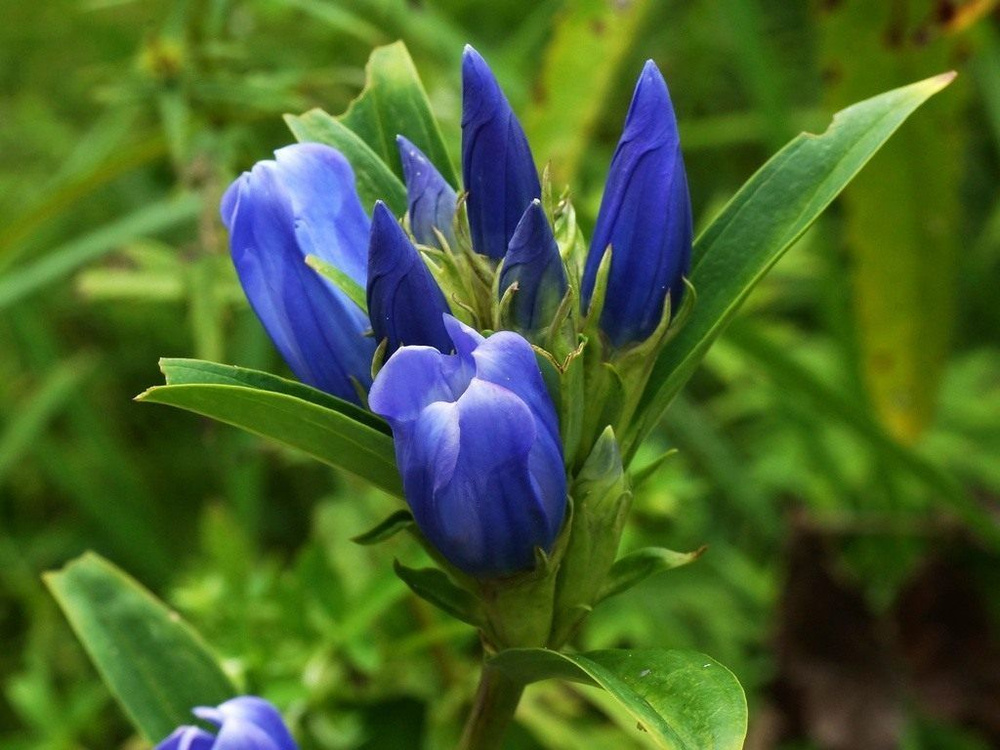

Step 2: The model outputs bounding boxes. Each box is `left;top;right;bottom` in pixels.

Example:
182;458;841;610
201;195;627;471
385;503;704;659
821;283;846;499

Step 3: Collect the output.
467;330;565;541
196;697;297;750
368;344;473;427
367;202;452;355
155;726;215;750
461;45;541;260
581;60;692;347
212;722;287;750
397;135;457;249
271;143;371;287
370;321;567;577
405;379;549;575
499;200;567;330
442;315;485;361
467;330;559;442
226;164;375;401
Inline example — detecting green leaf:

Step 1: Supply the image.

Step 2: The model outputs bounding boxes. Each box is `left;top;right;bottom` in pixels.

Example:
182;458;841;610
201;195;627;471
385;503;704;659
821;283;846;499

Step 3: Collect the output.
284;109;407;215
137;363;402;497
598;546;706;603
44;553;235;742
628;72;956;461
157;358;389;435
490;648;747;750
351;509;415;545
339;41;457;187
392;560;483;628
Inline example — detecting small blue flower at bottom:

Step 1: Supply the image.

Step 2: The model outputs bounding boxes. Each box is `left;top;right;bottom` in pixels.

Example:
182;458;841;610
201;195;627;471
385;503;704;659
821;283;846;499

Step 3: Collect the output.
368;316;566;578
155;696;297;750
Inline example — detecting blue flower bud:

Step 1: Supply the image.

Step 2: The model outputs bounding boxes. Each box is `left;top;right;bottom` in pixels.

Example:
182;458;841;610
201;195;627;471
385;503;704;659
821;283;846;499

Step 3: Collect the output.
397;135;457;250
367;201;452;355
580;60;692;347
461;45;541;260
498;200;568;331
369;316;567;577
155;696;297;750
221;143;376;403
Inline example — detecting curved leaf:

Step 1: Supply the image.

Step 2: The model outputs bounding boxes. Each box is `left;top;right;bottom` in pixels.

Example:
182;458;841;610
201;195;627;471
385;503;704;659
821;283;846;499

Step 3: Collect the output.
136;380;402;497
340;41;457;186
158;358;389;434
45;553;235;742
491;647;747;750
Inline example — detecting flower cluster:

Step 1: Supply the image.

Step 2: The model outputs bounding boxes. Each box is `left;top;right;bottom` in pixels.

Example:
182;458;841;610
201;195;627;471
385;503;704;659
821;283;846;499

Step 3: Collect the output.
221;45;691;584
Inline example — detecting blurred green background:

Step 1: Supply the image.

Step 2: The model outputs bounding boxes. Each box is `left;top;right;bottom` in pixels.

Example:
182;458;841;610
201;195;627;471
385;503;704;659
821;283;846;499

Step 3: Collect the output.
2;0;1000;748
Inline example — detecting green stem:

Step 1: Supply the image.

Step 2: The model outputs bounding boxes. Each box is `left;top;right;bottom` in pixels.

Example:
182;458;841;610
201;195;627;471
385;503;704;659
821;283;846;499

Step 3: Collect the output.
457;664;524;750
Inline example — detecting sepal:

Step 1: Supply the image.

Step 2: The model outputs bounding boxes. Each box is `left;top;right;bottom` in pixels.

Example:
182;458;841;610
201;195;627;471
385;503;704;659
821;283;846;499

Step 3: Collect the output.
597;546;705;603
550;426;631;647
350;509;415;545
393;560;484;628
476;524;571;650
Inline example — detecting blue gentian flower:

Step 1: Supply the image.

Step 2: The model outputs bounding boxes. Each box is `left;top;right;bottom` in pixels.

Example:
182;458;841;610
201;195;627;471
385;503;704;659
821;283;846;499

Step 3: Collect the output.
498;200;567;331
367;201;452;355
580;60;692;347
461;45;541;260
397;135;457;250
221;143;375;403
155;696;297;750
368;316;566;577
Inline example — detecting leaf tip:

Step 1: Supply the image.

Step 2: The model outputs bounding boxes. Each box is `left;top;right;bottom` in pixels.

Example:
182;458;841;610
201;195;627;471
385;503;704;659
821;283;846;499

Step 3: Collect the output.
133;387;156;403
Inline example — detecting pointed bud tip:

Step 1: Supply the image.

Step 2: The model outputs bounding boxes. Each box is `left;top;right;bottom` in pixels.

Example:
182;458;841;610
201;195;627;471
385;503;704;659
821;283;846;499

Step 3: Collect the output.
462;45;493;85
635;59;669;99
371;200;396;230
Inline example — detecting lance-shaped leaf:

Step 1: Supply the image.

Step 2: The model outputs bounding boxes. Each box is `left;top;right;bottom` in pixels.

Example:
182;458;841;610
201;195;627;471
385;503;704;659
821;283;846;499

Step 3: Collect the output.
340;41;457;186
45;553;236;742
627;72;957;461
393;560;484;628
137;360;402;497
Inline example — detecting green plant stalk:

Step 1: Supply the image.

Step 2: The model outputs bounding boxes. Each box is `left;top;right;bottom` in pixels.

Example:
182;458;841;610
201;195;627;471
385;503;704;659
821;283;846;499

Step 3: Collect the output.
458;663;524;750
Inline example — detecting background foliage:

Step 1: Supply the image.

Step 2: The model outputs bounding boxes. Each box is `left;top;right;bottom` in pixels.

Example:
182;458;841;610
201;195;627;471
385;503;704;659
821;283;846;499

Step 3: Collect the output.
2;1;999;748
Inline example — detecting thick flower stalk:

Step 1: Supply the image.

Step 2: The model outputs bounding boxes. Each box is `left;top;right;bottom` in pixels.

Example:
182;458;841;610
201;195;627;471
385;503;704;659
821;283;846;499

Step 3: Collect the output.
155;696;297;750
221;143;375;403
581;60;692;348
368;316;566;577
